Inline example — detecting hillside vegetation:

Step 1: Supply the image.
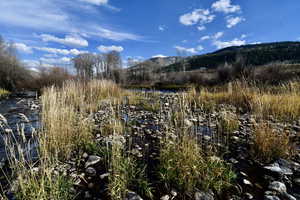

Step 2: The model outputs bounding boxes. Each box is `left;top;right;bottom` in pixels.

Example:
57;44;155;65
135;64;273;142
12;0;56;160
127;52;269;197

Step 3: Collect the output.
162;41;300;72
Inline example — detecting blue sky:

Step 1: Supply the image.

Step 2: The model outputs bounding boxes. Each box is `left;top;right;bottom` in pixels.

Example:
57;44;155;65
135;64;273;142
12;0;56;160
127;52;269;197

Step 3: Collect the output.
0;0;299;70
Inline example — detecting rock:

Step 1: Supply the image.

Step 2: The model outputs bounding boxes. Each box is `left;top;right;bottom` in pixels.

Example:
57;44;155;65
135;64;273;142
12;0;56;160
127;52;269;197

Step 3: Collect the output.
100;173;110;179
84;191;92;199
294;178;300;187
125;191;143;200
194;191;214;200
268;181;286;194
170;189;177;197
243;179;253;187
229;158;239;164
282;193;297;200
204;135;211;141
85;167;97;176
244;193;253;199
82;152;89;159
160;195;170;200
264;161;293;176
85;155;101;168
264;195;280;200
292;125;300;132
184;119;193;127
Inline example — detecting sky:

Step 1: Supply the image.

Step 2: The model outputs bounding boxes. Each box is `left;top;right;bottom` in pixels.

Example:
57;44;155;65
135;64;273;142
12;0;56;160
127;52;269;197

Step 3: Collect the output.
0;0;299;70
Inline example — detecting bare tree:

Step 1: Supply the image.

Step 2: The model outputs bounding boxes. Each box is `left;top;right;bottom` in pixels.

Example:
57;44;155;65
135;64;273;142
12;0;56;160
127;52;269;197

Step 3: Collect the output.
0;36;32;91
73;53;96;80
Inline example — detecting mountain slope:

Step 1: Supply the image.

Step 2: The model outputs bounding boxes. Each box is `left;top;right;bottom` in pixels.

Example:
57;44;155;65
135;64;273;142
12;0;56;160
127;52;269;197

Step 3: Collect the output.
162;41;300;72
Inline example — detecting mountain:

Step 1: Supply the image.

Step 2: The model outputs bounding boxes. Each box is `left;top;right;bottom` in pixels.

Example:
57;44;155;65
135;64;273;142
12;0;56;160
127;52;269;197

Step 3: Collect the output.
128;56;179;71
161;41;300;72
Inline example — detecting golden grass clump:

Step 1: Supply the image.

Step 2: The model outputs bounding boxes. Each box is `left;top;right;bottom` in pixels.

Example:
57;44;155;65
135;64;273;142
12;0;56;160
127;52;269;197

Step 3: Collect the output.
188;81;300;121
41;80;123;160
251;123;294;163
0;88;10;98
159;133;235;197
217;112;239;135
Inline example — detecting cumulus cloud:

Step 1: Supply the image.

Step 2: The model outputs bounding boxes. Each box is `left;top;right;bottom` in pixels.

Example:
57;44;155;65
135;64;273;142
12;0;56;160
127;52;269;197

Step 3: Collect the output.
79;0;108;5
40;34;89;47
179;9;215;26
14;43;32;53
97;45;124;53
212;0;241;14
175;45;203;55
34;47;88;56
200;35;210;41
197;26;206;31
213;38;245;49
152;54;167;58
40;57;71;64
213;32;224;39
226;16;245;28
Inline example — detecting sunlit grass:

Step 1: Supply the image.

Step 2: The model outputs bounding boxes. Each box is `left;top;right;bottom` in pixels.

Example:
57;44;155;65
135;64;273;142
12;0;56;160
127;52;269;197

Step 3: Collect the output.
251;123;295;163
189;81;300;121
0;88;10;98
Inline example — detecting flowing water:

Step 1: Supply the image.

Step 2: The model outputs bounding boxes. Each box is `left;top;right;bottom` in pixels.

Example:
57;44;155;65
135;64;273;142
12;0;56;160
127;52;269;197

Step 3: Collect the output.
0;92;40;163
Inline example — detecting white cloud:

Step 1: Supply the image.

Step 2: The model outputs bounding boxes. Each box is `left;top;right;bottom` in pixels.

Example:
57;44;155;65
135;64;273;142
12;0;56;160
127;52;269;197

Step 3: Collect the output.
179;9;215;26
200;35;210;41
226;16;245;28
79;0;108;5
197;26;206;31
14;43;32;54
97;45;124;53
241;34;247;39
175;46;199;54
213;38;246;49
89;26;143;41
212;0;241;14
213;32;224;39
40;57;71;64
0;1;140;42
0;1;70;32
197;45;204;51
152;54;167;58
34;47;88;56
158;25;166;32
40;34;88;47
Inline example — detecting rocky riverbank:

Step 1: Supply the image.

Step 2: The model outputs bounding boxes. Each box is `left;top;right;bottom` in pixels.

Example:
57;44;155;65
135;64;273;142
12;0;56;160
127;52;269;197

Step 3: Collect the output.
1;87;299;200
48;92;300;200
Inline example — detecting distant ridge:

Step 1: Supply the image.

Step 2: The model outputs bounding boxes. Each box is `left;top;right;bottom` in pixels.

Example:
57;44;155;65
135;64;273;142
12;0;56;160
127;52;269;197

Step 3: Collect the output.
161;41;300;72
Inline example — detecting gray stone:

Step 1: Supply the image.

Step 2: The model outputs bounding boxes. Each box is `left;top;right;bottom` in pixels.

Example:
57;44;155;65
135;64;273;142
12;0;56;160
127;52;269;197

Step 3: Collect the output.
243;179;253;186
85;155;101;168
244;193;253;199
268;181;286;194
264;195;280;200
125;191;143;200
85;167;97;176
282;193;297;200
194;191;214;200
264;162;293;175
160;195;170;200
294;178;300;187
100;173;110;179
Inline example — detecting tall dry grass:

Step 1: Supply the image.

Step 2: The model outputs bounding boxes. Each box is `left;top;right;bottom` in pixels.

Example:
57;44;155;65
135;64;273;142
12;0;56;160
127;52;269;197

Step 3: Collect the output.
190;81;300;121
251;123;294;163
0;88;9;98
41;80;123;160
